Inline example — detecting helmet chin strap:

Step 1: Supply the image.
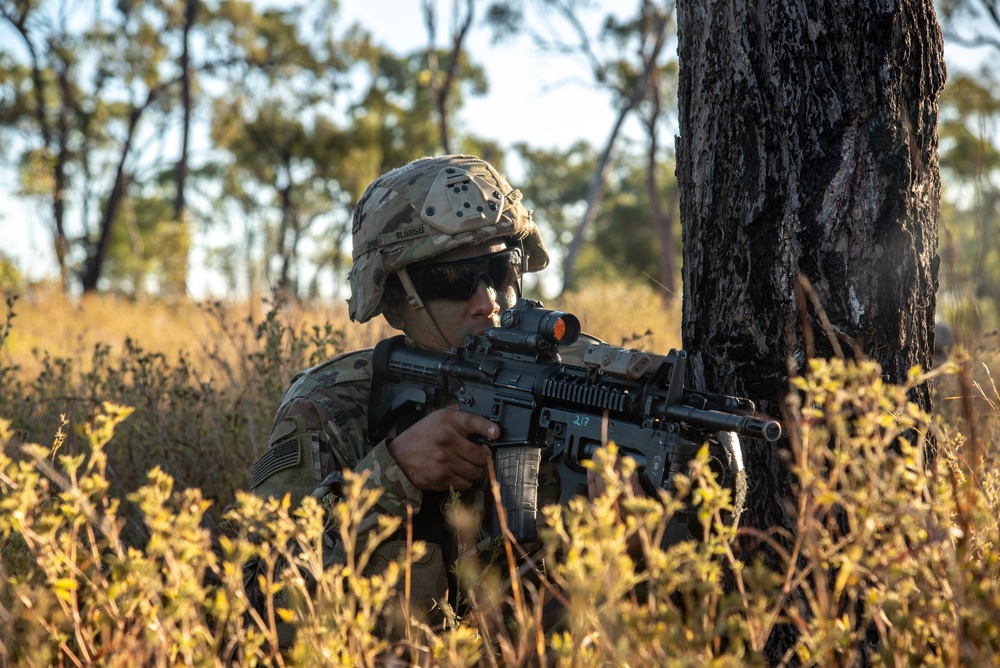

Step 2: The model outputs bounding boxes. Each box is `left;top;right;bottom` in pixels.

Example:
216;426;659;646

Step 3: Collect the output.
396;267;453;351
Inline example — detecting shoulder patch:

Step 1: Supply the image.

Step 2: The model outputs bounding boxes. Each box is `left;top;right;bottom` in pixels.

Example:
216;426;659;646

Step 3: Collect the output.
252;434;302;488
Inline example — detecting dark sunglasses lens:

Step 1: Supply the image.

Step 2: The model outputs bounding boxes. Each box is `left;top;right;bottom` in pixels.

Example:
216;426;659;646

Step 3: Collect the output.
483;252;519;290
411;250;521;300
422;264;483;299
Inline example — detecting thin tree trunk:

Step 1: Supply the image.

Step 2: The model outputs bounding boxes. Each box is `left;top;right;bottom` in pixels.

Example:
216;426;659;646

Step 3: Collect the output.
81;95;153;292
174;0;199;221
677;0;945;660
422;0;474;155
276;179;295;300
16;19;71;290
642;76;678;302
53;63;72;291
560;6;669;295
653;184;679;302
559;116;622;296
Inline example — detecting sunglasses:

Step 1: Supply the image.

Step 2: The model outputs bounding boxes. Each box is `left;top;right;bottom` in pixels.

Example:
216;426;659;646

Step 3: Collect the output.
407;248;523;301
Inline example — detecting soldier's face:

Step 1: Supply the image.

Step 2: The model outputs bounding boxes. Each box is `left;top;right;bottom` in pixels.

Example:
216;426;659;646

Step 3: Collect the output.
399;241;519;350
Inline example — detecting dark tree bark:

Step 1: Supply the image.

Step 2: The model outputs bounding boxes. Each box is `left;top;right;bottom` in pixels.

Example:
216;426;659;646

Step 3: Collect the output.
676;0;945;660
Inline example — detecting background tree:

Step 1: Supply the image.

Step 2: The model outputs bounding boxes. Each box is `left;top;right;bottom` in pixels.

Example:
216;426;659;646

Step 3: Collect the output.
487;0;678;295
676;0;946;660
348;45;492;170
937;0;1000;51
518;142;679;293
202;4;496;301
937;70;1000;338
935;0;1000;339
0;0;209;293
206;0;355;300
103;175;192;294
420;0;476;154
637;57;681;302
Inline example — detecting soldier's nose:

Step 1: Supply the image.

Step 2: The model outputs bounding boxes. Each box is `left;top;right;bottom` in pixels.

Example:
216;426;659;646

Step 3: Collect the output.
469;278;499;317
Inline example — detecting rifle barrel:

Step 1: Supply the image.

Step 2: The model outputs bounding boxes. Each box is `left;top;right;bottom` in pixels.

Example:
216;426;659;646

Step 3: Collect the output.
663;404;782;442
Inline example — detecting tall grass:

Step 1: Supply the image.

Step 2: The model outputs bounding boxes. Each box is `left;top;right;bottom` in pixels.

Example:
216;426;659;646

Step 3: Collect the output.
0;283;679;521
1;285;998;665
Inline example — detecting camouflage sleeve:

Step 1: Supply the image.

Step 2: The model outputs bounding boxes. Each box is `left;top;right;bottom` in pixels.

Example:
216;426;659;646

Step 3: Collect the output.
251;374;423;553
248;356;449;618
310;433;423;516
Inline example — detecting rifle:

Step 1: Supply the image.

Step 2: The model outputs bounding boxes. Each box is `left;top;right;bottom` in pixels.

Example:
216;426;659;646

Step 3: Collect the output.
368;299;781;544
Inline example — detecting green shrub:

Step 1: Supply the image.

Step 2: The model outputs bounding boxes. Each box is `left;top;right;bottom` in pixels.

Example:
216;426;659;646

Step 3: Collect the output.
2;351;999;665
1;290;999;665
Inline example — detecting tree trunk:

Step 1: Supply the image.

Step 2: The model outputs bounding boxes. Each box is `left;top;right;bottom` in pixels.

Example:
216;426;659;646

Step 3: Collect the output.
81;97;150;293
422;0;474;155
174;0;199;221
676;0;945;660
559;117;621;295
645;101;679;302
19;22;71;290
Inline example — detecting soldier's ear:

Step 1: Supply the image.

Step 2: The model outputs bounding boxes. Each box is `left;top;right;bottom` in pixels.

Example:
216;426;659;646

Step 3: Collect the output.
382;290;406;329
382;298;405;330
380;276;407;329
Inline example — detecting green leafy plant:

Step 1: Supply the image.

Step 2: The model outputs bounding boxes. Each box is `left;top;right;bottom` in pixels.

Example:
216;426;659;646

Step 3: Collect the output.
1;289;999;665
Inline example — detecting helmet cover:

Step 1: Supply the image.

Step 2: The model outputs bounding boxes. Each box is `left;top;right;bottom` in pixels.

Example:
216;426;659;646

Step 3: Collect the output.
348;154;549;322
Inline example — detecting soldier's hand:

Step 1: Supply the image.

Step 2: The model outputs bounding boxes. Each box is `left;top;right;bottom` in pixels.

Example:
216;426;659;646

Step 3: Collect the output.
388;406;495;492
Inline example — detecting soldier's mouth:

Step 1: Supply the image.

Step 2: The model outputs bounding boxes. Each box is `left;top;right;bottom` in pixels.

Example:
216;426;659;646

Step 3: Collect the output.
469;320;496;337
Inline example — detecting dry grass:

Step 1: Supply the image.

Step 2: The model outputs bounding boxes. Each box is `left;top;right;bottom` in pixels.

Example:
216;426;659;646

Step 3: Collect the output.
2;290;397;382
3;283;679;382
1;354;998;665
555;281;681;350
1;284;999;665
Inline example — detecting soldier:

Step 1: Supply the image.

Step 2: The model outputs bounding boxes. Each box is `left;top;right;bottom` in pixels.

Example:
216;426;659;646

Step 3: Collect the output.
248;154;750;643
249;154;585;629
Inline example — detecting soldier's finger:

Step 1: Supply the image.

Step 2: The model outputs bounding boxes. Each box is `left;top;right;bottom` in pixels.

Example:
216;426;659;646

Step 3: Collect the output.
452;410;499;441
462;442;492;468
450;459;486;487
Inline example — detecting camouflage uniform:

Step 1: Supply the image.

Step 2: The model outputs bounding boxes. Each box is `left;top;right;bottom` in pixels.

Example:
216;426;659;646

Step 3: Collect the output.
250;334;599;617
247;155;747;633
250;345;452;611
249;154;556;624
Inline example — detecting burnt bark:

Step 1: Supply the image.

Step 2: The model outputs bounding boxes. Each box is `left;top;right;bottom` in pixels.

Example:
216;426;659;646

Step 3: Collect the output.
676;0;945;660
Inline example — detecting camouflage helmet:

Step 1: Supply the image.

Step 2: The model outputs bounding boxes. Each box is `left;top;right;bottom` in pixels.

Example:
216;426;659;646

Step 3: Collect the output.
348;154;550;323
